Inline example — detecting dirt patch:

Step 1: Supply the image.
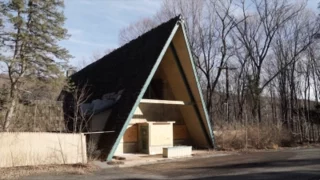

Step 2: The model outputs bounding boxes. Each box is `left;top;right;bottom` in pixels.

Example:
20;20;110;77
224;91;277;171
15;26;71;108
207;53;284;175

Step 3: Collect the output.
0;163;98;180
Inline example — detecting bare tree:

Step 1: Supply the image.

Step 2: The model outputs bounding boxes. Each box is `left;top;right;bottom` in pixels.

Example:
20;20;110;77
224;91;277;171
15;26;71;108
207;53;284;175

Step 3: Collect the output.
118;18;157;46
64;82;93;133
77;49;113;70
230;0;308;122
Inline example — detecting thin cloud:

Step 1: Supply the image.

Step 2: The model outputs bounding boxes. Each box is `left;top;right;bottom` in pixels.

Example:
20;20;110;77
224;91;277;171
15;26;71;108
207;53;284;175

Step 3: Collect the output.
78;0;94;5
67;28;83;36
68;38;115;48
62;0;162;65
105;16;128;26
108;0;162;15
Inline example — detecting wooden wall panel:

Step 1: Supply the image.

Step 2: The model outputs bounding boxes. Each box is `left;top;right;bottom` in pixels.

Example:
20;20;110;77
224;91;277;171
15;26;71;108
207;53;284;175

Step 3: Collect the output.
150;123;173;146
123;124;138;143
180;105;208;147
173;125;189;140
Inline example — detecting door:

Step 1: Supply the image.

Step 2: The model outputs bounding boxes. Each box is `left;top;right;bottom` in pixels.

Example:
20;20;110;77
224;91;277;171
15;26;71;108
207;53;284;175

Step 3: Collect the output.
139;125;149;153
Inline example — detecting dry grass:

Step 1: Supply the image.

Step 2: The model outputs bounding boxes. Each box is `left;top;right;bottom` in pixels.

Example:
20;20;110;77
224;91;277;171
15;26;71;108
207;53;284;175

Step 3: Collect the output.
214;124;295;151
0;101;65;132
87;141;102;161
0;163;98;180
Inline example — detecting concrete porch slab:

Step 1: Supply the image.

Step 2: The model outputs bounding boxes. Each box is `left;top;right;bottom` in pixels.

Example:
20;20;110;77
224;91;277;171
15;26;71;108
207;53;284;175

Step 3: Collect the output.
93;150;233;168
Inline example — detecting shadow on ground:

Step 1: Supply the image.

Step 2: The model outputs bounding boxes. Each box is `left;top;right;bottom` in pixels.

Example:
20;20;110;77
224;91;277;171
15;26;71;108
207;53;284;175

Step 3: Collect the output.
120;158;320;180
120;170;320;180
188;158;320;170
191;171;320;180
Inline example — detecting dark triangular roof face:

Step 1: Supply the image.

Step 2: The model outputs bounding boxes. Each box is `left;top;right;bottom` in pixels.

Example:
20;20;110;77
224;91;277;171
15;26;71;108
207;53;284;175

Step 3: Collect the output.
68;16;182;158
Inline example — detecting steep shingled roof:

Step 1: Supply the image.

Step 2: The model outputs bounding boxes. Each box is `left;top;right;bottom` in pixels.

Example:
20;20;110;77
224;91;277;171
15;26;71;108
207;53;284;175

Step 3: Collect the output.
66;15;182;159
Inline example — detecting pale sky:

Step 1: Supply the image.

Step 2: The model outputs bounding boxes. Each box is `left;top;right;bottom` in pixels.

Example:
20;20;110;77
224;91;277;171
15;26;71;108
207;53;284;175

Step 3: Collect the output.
60;0;162;67
61;0;319;67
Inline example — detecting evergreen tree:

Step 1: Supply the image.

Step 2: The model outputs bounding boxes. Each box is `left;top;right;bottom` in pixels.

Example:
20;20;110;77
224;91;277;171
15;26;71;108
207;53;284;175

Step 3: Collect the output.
0;0;71;131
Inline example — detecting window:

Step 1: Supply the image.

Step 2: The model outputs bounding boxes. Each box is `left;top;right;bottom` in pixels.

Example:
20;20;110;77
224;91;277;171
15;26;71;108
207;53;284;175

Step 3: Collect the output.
143;79;164;99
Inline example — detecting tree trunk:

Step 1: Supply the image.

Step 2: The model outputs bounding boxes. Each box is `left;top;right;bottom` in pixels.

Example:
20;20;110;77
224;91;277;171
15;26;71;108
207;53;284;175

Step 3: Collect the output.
3;98;17;131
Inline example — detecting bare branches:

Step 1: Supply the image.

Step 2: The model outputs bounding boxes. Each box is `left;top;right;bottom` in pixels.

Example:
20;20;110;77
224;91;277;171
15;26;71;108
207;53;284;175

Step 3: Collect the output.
226;0;312;122
118;18;157;46
65;82;93;133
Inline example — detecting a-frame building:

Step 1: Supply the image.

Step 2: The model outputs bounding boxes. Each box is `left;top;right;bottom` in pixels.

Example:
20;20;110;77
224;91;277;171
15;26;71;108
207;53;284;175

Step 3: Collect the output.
64;15;215;161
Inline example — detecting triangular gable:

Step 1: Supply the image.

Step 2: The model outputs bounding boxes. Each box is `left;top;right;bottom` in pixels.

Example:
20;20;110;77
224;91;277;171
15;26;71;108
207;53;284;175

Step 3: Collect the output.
66;16;214;161
105;18;214;161
92;16;183;160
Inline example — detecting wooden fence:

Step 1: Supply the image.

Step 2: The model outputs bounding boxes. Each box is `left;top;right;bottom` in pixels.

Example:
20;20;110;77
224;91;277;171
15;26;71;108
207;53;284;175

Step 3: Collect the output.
0;132;87;168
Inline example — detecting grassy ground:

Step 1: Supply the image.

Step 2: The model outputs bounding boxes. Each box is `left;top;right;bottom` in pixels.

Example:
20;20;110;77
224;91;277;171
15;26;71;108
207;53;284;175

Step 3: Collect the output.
0;163;98;180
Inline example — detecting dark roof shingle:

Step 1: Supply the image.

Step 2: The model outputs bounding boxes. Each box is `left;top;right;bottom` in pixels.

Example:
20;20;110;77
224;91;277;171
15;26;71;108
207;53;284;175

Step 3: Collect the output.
67;15;182;158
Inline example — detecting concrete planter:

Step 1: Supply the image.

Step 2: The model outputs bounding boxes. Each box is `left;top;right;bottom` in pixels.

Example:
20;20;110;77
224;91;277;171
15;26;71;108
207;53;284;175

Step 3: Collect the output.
163;146;192;158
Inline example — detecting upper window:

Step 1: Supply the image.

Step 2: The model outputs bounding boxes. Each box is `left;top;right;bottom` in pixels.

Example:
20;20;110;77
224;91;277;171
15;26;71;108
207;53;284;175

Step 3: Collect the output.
143;79;164;99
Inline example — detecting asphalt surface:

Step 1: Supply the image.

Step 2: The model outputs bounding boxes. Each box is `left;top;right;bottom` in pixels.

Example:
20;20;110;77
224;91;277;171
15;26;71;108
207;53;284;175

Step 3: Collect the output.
24;148;320;180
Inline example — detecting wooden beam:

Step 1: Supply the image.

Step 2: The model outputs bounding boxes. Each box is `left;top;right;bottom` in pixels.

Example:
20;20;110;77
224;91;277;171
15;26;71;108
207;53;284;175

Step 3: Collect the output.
140;99;188;105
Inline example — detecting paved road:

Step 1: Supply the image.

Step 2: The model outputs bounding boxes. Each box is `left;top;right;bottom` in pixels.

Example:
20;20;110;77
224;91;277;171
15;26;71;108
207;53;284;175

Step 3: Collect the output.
24;148;320;180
